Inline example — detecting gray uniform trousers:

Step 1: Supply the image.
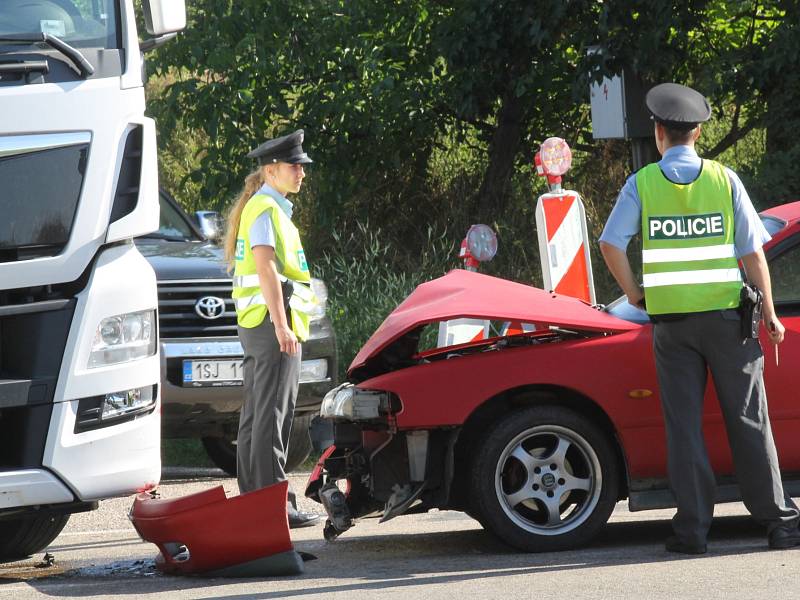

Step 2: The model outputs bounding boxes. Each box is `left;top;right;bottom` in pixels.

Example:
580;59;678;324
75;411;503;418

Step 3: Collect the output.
236;318;301;497
653;309;799;544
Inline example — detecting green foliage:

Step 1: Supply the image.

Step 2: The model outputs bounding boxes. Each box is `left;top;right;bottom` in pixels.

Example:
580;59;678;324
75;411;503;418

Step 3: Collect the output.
314;221;455;377
592;0;800;197
148;0;800;372
148;0;444;218
146;74;208;210
162;439;214;467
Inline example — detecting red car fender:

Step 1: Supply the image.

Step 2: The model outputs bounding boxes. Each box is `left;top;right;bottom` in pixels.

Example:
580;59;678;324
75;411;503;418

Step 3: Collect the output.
358;326;668;480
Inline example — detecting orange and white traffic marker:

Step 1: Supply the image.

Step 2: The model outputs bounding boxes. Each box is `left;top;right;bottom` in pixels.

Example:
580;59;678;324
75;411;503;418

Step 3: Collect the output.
535;191;596;304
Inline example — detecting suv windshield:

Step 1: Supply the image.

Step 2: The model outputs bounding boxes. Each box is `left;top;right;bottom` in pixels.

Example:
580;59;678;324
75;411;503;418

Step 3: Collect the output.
0;0;120;49
149;193;202;242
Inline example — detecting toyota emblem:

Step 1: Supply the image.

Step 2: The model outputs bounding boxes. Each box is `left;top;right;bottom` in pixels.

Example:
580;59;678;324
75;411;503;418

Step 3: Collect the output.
195;296;226;320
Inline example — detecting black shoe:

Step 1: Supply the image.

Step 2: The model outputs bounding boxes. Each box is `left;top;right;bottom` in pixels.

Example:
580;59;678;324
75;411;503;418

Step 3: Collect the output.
288;510;321;529
768;524;800;549
665;536;707;555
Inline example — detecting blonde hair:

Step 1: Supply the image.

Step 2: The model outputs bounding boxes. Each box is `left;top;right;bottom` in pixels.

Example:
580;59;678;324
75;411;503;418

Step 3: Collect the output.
224;168;266;270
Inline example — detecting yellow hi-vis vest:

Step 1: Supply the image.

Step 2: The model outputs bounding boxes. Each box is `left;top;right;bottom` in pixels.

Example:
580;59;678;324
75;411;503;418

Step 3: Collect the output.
638;159;742;315
232;193;316;341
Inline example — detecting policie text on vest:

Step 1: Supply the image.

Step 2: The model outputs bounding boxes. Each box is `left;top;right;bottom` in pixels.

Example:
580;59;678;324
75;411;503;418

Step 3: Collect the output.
648;213;724;240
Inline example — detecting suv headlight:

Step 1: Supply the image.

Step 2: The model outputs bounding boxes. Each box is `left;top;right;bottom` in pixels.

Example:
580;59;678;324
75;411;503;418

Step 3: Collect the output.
89;310;156;367
320;383;390;421
308;278;328;321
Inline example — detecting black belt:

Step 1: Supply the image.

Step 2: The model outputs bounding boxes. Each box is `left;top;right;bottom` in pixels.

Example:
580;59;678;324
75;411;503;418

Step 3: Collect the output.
649;308;739;323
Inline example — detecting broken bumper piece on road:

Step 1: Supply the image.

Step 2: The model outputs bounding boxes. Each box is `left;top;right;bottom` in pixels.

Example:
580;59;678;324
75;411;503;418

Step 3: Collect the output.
129;480;304;577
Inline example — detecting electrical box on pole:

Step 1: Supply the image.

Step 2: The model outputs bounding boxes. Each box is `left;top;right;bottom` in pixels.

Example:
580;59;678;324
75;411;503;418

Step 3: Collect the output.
587;50;659;171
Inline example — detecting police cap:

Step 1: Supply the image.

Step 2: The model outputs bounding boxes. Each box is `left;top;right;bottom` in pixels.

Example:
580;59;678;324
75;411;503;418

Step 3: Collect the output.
645;83;711;131
247;129;313;165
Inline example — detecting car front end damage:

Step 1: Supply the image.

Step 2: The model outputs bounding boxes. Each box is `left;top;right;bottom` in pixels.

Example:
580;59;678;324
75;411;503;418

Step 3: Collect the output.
305;270;639;547
306;382;459;541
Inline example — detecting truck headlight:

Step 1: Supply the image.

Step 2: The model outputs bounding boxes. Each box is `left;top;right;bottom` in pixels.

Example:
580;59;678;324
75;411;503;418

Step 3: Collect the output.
75;385;157;433
89;310;156;367
320;384;390;421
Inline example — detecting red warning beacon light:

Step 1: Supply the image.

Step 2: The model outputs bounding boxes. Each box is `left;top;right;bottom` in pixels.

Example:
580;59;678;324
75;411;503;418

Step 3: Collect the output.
534;137;572;190
459;224;497;272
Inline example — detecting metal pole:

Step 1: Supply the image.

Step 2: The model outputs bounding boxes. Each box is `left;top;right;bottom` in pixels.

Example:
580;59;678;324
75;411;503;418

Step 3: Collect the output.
630;137;659;172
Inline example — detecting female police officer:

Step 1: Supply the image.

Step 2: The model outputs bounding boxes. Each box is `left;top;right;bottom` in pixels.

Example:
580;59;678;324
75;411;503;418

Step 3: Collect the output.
224;129;320;528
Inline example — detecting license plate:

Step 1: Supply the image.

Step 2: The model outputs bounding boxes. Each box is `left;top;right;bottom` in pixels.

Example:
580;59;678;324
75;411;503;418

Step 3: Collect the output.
183;359;244;387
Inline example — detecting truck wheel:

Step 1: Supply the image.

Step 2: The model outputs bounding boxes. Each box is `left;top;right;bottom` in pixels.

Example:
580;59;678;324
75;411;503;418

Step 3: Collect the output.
202;414;314;476
285;414;313;473
0;513;70;562
470;405;619;552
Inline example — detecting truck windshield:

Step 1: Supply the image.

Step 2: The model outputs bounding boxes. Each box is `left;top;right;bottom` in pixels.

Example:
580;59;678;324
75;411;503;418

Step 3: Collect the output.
0;0;120;49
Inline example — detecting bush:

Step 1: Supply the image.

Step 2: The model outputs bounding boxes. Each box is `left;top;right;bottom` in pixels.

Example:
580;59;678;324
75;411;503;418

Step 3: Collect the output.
315;221;456;379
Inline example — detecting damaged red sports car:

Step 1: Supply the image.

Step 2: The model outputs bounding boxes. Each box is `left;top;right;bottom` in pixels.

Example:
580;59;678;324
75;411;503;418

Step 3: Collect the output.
306;201;800;552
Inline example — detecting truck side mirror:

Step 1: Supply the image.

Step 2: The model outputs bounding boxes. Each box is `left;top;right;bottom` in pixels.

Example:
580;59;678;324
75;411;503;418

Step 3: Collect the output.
143;0;187;36
195;211;224;243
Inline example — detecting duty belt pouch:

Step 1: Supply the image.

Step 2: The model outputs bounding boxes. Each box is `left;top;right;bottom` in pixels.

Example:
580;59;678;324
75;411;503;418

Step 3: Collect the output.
738;283;763;339
281;280;294;317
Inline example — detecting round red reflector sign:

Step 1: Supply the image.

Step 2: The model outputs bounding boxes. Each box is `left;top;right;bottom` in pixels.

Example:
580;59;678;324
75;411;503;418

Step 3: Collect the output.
539;137;572;176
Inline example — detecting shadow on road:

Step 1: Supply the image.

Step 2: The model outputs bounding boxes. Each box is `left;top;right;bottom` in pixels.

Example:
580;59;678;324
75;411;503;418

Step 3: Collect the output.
6;512;777;597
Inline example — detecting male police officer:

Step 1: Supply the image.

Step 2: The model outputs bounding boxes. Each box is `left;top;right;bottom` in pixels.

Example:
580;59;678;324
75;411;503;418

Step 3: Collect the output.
600;83;800;553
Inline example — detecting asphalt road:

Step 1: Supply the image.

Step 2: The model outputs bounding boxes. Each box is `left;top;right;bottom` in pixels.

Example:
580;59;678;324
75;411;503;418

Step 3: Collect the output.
2;468;799;599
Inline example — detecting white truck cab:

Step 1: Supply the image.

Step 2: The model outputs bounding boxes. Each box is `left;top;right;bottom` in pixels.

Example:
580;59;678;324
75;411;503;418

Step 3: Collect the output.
0;0;185;560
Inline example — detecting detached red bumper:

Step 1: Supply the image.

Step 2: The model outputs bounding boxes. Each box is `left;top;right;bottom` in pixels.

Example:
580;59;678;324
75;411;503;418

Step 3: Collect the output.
130;480;304;577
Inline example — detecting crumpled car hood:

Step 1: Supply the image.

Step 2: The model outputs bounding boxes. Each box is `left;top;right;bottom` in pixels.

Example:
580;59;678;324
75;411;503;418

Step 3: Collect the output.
349;269;639;374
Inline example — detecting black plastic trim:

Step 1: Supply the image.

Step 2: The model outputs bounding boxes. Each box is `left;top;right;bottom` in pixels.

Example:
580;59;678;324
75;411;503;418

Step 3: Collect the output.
0;49;123;85
109;126;143;224
0;299;70;318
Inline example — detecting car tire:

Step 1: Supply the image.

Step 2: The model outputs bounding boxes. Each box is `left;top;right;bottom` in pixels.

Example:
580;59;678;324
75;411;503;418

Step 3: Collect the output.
0;513;70;562
202;413;314;477
470;405;619;552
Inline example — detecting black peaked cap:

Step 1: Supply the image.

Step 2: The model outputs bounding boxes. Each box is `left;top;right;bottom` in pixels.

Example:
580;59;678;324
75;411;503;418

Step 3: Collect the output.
247;129;313;165
645;83;711;130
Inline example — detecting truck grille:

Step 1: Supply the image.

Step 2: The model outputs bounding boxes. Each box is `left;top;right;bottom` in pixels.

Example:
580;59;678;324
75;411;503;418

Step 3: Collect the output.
157;279;238;338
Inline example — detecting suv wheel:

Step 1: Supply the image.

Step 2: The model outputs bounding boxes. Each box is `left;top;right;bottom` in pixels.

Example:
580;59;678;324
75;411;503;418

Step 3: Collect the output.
201;435;238;476
285;414;313;472
202;413;314;477
470;405;619;552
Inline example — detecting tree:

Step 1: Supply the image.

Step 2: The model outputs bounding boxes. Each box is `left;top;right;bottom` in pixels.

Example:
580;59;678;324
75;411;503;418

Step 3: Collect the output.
149;1;443;220
590;0;800;204
150;0;800;256
434;1;596;221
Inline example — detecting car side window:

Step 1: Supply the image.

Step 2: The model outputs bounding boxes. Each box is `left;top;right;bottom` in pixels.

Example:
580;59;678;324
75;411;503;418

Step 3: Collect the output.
769;242;800;305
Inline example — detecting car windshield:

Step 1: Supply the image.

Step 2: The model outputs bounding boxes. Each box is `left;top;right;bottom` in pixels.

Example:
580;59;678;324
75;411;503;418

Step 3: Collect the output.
604;295;650;324
760;214;787;237
0;0;120;49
